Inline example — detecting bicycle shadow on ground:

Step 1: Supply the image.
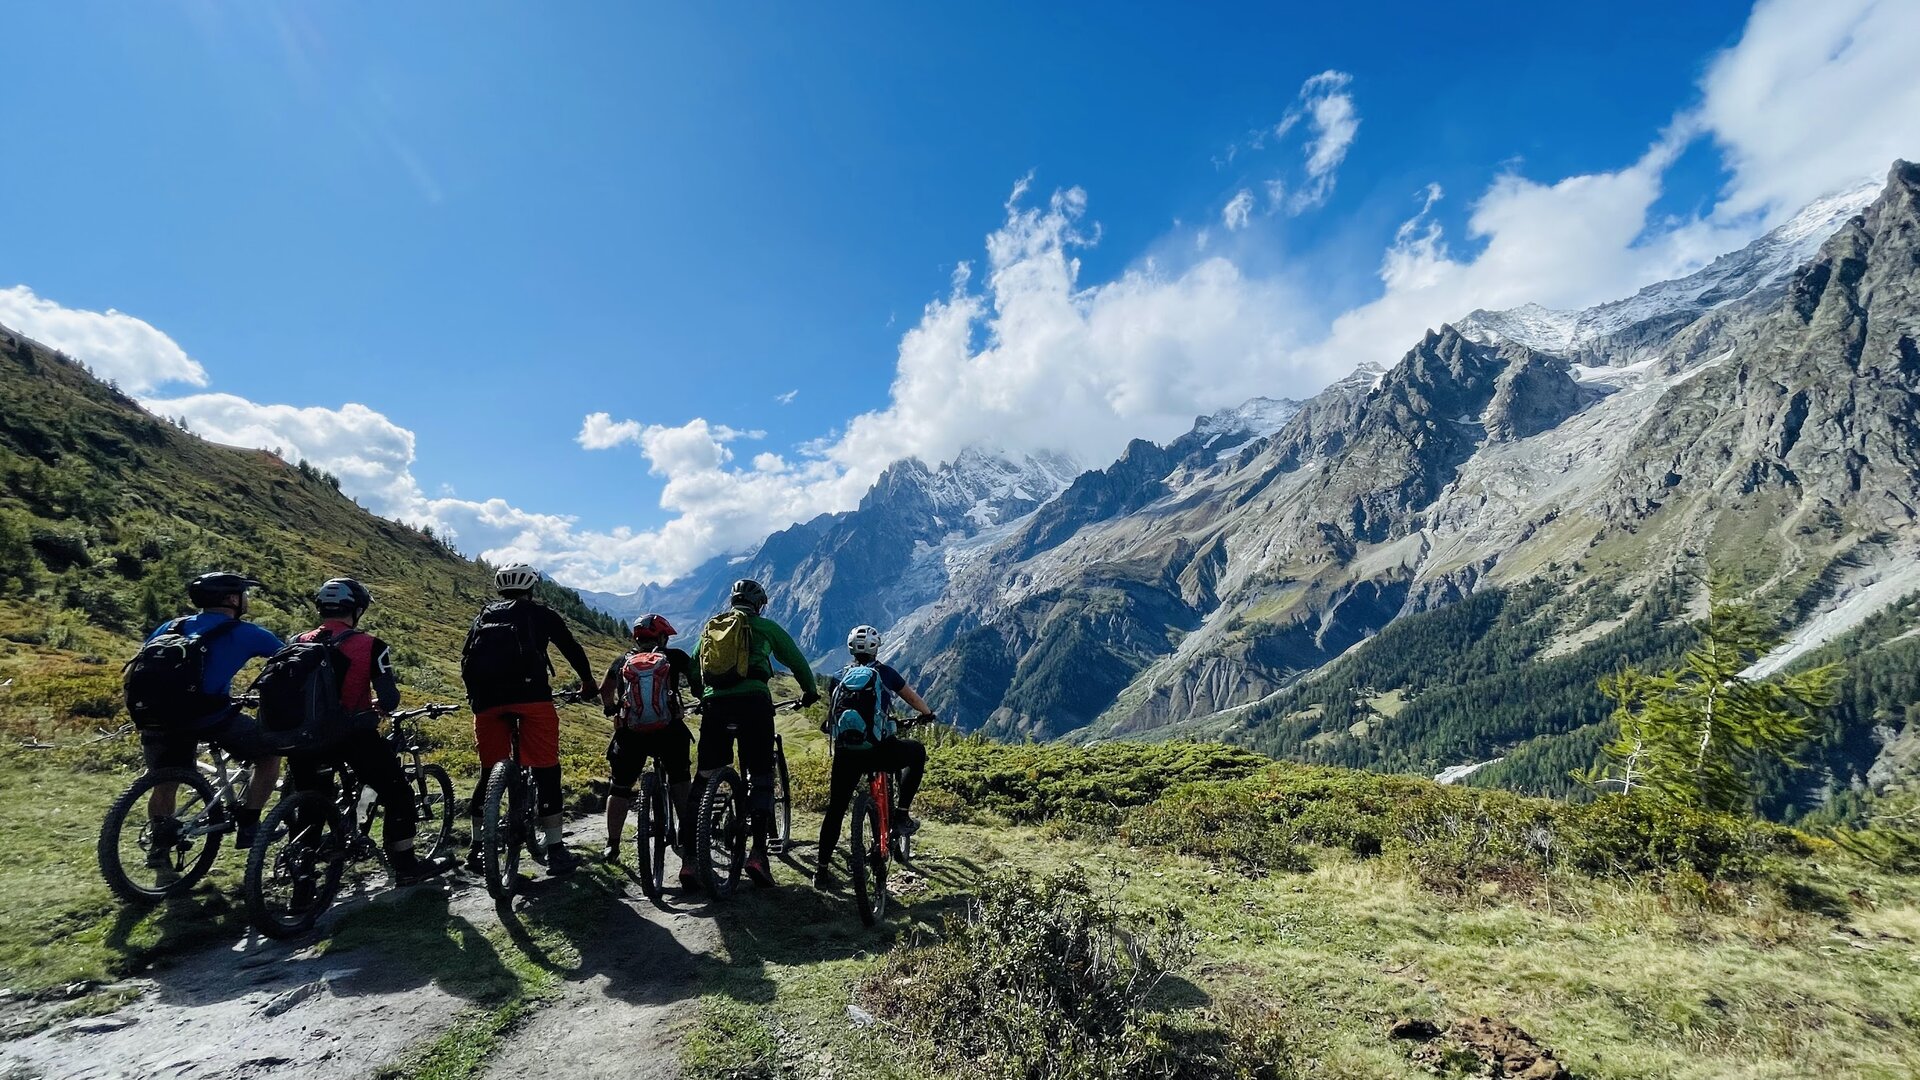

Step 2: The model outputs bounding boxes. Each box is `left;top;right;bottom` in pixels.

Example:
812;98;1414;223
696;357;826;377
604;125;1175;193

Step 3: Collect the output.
98;877;524;1011
490;861;746;1009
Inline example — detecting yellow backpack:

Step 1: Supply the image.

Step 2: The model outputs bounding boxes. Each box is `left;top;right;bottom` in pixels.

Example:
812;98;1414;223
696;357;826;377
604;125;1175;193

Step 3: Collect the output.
699;610;755;689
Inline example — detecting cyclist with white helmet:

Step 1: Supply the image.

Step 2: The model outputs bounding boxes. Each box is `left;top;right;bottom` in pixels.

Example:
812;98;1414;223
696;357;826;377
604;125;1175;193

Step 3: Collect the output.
813;623;933;890
459;563;600;876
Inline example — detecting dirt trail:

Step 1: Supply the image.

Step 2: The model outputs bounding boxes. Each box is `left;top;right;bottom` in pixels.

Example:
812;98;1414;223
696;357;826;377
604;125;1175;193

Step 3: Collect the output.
1;822;720;1080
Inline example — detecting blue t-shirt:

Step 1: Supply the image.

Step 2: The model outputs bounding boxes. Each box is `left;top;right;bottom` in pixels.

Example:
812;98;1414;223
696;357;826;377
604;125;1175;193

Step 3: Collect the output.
145;613;284;727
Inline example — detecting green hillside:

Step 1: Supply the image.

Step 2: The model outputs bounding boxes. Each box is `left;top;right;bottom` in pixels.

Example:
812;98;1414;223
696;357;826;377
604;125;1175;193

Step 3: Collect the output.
0;321;626;730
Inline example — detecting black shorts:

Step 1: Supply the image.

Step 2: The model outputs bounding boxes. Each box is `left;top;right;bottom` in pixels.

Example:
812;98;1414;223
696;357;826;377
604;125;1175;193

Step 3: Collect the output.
139;711;277;770
607;722;693;790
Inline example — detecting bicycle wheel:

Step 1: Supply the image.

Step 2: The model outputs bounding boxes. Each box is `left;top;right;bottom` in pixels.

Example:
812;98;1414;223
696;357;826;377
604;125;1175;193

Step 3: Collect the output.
409;763;455;864
695;769;746;899
245;791;348;939
635;771;667;901
848;788;888;926
768;738;792;856
98;767;223;903
481;761;523;900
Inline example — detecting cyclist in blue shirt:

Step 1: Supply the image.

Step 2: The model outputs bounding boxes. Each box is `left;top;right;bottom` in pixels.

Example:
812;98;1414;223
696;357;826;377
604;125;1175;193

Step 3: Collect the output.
814;624;932;889
141;572;285;856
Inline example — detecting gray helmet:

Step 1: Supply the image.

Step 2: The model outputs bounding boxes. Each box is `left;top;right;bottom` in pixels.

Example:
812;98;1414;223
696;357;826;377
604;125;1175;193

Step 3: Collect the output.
730;579;769;611
314;577;372;615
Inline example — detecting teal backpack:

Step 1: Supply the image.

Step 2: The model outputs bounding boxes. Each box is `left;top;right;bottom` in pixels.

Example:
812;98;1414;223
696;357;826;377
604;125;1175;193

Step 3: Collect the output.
830;664;893;750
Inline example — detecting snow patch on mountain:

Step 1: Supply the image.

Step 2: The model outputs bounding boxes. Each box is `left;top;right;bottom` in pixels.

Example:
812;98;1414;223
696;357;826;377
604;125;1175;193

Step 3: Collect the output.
1195;397;1301;443
1458;177;1880;355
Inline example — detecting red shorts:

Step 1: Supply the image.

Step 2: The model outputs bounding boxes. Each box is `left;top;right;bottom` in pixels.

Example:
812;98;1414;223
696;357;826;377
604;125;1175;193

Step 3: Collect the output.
475;702;560;769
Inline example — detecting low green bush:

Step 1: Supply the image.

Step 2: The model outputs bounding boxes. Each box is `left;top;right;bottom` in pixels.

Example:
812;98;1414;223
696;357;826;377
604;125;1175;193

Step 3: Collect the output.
859;871;1296;1080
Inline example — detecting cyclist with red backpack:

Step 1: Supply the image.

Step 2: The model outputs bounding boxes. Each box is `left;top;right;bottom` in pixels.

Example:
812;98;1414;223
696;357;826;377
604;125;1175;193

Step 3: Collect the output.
690;579;819;886
272;578;450;885
596;613;702;881
814;624;933;890
460;563;600;877
124;571;285;856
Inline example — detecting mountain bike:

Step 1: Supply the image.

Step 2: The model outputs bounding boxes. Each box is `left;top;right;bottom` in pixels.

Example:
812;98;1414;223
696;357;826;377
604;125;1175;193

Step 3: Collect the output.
627;697;694;902
242;704;459;938
97;706;264;903
479;691;589;901
844;714;933;927
693;698;798;900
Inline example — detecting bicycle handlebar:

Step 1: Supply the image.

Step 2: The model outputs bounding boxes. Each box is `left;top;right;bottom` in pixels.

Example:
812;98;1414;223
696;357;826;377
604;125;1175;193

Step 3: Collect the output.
391;702;460;722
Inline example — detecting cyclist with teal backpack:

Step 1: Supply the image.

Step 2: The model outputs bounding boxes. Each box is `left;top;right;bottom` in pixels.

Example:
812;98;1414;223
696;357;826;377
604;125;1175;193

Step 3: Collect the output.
689;579;819;887
814;624;932;890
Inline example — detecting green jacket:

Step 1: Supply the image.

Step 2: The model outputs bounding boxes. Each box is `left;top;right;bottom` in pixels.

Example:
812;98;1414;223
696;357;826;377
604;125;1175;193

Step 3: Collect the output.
690;611;819;700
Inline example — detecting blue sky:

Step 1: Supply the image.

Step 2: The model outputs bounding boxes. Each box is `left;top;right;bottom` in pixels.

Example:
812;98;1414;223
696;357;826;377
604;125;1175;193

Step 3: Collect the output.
4;1;1917;590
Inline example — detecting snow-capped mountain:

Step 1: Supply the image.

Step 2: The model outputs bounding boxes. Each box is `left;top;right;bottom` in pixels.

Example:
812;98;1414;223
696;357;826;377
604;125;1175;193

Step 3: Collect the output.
590;163;1920;815
1456;176;1882;358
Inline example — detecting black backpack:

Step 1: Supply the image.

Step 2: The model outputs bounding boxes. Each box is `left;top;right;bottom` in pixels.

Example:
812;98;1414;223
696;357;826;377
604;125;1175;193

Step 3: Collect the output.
254;629;361;752
123;617;245;731
461;601;546;703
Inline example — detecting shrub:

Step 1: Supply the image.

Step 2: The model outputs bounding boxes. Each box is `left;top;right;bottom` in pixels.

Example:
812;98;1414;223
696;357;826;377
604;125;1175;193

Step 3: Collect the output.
859;872;1297;1079
1122;786;1314;876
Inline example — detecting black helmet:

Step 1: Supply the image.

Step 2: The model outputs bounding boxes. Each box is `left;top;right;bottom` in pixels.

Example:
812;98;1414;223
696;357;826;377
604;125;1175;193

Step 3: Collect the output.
730;579;769;611
314;577;373;615
187;571;262;609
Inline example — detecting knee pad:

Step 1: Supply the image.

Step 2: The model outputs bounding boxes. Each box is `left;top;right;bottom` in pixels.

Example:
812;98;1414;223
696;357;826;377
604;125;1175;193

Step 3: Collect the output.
608;783;636;801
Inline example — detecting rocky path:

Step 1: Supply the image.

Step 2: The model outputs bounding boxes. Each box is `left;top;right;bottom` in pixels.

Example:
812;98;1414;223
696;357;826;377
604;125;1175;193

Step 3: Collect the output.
1;822;720;1080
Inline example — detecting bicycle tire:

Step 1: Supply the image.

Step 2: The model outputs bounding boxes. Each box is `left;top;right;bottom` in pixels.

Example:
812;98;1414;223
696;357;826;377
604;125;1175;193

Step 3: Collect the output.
99;767;223;903
481;760;522;900
635;771;667;900
245;790;348;939
696;768;745;900
410;763;456;864
848;789;887;926
768;737;792;856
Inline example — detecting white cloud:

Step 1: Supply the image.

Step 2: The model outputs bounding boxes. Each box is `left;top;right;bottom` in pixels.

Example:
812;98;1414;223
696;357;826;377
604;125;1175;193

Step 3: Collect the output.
1289;71;1359;212
1699;0;1920;220
775;389;798;405
1222;189;1255;230
577;411;645;450
0;286;207;394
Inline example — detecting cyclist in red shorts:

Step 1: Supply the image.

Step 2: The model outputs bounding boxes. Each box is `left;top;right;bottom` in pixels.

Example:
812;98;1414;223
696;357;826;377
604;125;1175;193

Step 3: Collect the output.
459;563;599;876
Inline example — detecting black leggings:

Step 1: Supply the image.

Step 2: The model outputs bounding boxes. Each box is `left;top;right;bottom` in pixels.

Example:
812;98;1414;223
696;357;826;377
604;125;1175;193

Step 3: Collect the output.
693;693;776;838
817;737;926;858
290;730;415;849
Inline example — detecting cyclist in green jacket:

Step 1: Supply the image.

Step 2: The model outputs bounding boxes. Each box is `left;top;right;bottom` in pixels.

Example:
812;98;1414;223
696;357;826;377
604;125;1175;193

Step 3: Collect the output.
690;579;819;886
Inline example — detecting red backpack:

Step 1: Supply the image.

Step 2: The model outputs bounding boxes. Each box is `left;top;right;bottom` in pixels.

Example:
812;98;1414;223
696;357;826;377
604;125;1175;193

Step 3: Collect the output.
618;650;679;732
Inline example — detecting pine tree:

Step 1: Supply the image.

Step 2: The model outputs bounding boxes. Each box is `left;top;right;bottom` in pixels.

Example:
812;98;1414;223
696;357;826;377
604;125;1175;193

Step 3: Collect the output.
1583;588;1840;813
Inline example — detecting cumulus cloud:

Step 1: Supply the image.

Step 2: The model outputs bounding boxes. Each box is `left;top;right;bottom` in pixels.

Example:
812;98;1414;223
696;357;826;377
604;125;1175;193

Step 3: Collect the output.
577;412;645;450
0;286;207;393
1699;0;1920;219
1222;189;1255;230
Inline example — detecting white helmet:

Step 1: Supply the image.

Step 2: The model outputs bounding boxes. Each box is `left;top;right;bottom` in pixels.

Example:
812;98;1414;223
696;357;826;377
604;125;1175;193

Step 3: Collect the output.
494;563;541;594
847;624;883;656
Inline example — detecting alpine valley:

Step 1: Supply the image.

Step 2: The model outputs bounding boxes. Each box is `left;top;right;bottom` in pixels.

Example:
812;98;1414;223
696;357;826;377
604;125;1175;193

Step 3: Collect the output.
591;162;1920;819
